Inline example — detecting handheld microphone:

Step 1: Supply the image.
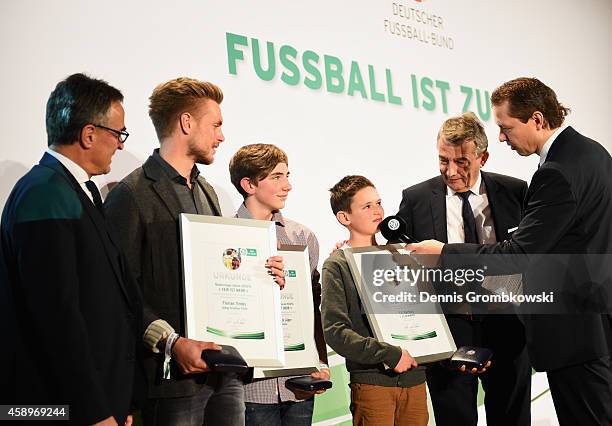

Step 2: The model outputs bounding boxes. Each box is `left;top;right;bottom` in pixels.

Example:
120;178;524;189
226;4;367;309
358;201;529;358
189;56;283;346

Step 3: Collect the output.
379;215;419;243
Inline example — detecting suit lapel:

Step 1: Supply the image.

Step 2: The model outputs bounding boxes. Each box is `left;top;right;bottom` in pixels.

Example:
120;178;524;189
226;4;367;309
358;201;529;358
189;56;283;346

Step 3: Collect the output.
197;176;222;216
40;153;132;303
482;172;505;242
543;126;573;164
143;157;183;220
430;177;448;243
152;178;183;219
143;155;221;218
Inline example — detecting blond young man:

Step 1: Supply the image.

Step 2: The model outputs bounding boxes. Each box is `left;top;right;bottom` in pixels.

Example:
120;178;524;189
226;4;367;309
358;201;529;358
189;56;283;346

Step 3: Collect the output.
229;143;329;425
104;79;284;426
321;176;428;426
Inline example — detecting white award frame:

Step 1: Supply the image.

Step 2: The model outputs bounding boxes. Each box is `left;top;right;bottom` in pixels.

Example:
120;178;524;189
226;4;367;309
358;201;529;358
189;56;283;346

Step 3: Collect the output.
254;245;320;378
180;214;285;367
343;244;456;364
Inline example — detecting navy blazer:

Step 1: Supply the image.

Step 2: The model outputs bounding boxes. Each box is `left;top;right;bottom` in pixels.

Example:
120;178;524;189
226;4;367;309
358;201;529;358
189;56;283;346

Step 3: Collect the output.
443;127;612;371
1;153;143;424
397;171;527;244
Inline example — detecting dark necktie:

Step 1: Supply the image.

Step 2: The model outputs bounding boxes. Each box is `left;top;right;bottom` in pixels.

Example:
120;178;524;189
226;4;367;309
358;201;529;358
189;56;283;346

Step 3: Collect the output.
85;180;104;213
457;191;478;243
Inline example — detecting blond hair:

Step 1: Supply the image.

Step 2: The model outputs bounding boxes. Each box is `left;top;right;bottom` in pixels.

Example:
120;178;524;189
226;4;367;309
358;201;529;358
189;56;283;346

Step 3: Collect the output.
149;77;223;139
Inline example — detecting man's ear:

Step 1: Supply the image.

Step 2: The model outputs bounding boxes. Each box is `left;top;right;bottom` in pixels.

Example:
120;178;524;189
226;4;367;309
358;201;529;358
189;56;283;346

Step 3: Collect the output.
179;112;192;135
479;150;489;167
336;211;350;226
532;111;547;130
240;177;257;196
79;124;95;149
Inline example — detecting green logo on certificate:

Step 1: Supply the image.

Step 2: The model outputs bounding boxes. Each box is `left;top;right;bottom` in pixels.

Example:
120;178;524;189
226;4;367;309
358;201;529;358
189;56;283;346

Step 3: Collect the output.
246;248;257;256
222;248;242;270
286;270;297;278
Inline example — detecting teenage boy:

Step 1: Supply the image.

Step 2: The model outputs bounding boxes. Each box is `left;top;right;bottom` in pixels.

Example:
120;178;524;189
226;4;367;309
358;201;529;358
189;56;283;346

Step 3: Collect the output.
229;143;330;425
321;175;428;426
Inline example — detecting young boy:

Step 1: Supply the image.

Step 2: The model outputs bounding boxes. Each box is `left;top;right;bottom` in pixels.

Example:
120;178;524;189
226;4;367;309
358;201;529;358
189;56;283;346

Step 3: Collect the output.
321;175;428;425
229;143;330;425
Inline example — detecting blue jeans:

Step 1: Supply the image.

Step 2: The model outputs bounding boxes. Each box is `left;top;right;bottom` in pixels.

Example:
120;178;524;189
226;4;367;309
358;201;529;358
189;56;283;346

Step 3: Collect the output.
245;398;314;426
143;373;245;426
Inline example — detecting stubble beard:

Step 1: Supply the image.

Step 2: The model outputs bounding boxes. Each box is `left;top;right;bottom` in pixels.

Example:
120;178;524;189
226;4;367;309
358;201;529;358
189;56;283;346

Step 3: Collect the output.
188;140;214;166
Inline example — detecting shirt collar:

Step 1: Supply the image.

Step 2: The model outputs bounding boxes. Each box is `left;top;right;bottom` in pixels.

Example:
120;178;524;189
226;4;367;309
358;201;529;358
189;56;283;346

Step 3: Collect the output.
46;148;90;184
236;202;285;226
446;171;483;196
539;124;568;166
152;148;200;184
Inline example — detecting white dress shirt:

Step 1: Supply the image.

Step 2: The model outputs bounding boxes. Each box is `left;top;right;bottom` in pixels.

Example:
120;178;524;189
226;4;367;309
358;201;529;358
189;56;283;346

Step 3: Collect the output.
445;172;496;244
539;124;568;167
46;148;94;203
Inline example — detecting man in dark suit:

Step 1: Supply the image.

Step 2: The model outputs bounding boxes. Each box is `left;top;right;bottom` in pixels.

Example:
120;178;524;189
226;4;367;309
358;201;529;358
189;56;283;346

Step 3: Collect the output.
410;78;612;425
0;73;142;425
104;77;285;426
397;112;531;426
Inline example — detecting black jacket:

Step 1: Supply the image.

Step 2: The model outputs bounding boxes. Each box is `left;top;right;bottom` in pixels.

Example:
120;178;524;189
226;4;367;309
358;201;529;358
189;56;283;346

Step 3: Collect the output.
443;127;612;371
1;153;143;424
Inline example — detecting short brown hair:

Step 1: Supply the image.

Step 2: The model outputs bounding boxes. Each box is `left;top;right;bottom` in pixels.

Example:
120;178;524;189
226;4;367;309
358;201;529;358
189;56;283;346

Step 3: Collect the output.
229;144;289;198
148;77;223;139
438;112;488;155
491;77;570;129
329;175;375;215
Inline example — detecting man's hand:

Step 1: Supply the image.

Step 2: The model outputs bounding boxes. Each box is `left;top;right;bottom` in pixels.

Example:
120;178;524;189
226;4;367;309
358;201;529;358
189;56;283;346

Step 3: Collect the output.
407;240;445;255
171;337;221;374
290;368;332;400
124;415;133;426
459;360;492;374
266;255;285;289
393;349;418;373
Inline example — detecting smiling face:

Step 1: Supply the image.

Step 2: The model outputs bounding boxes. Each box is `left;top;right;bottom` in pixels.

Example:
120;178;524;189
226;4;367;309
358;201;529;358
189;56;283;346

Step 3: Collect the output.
249;162;292;213
494;101;539;156
188;99;224;165
438;137;488;193
342;186;384;238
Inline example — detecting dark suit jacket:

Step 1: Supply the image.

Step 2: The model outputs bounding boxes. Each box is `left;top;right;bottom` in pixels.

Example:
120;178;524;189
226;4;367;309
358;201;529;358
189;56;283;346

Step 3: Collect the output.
397;171;527;244
443;127;612;371
0;153;142;424
397;171;527;316
104;153;222;398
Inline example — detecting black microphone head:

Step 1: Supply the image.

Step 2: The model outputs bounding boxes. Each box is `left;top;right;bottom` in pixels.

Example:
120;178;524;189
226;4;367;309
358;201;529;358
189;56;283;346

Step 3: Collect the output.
380;215;408;242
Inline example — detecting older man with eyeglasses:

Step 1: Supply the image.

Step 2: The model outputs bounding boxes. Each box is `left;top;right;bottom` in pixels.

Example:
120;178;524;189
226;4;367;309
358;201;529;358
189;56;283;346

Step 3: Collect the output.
1;73;143;426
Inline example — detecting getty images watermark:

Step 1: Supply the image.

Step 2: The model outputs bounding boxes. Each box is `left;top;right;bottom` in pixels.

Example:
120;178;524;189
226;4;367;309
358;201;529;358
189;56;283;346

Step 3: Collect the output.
357;253;612;315
370;264;554;305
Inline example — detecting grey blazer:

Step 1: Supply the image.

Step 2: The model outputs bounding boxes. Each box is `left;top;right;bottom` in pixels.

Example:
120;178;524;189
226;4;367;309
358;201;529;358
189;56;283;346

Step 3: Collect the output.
105;153;222;398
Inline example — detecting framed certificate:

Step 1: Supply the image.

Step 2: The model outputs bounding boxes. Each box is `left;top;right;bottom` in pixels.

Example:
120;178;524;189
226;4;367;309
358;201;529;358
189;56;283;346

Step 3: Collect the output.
343;244;456;364
180;214;285;367
254;245;320;378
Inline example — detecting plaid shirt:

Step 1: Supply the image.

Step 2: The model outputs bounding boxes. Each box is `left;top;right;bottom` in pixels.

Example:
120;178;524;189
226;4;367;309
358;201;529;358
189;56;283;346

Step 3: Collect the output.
236;204;321;403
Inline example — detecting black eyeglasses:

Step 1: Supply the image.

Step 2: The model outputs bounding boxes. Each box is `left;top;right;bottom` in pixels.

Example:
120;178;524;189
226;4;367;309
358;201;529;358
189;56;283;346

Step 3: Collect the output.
93;124;129;143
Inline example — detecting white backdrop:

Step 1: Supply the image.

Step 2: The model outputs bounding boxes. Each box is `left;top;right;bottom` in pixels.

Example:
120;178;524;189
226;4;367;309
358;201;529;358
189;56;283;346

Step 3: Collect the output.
1;1;611;423
2;0;611;257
